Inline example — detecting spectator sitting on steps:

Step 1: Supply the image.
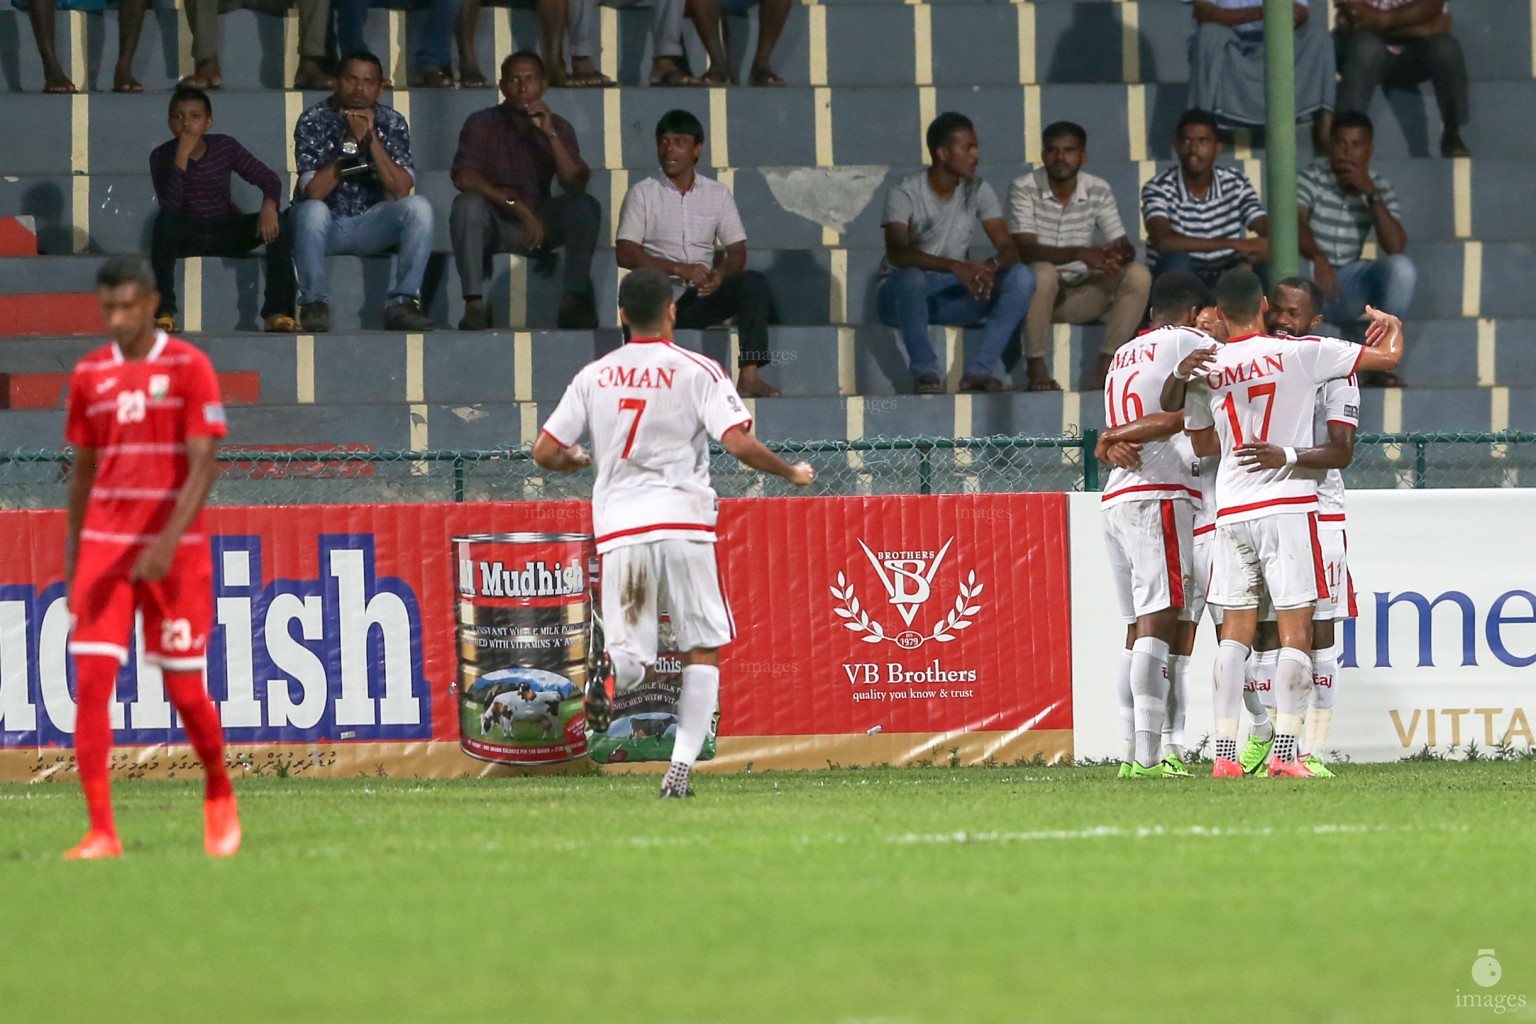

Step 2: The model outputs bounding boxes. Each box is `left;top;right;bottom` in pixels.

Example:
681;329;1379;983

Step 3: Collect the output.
877;112;1035;395
290;51;438;333
149;87;299;334
450;51;600;331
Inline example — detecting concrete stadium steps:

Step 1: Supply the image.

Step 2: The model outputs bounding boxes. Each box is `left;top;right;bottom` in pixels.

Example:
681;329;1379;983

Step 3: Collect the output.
8;383;1528;454
2;0;1530;93
6;77;1536;189
16;155;1522;258
9;316;1536;415
2;235;1531;333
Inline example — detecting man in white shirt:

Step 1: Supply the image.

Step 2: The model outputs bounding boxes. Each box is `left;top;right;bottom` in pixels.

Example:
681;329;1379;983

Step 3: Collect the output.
616;109;780;398
1088;271;1213;779
1169;269;1401;778
533;268;814;798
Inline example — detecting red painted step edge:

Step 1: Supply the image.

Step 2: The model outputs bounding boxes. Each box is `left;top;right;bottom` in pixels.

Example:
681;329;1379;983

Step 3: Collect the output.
1;370;263;410
0;294;102;336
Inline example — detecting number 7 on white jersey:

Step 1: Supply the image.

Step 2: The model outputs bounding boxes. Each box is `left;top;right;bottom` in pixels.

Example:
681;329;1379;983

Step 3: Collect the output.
618;398;647;459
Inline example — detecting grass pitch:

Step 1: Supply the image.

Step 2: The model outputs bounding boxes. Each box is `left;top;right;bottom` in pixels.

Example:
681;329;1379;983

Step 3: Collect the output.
3;762;1532;1024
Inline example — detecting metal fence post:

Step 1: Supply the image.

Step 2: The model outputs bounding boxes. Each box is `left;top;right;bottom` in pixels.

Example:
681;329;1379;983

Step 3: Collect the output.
1082;429;1100;492
1414;440;1427;489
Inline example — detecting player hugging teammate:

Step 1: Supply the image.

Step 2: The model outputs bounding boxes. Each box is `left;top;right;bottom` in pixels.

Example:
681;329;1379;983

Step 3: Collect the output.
1098;267;1405;779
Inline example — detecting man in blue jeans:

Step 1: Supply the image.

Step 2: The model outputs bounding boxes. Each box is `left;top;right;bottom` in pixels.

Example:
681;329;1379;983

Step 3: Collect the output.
877;113;1034;394
1298;111;1415;385
291;51;438;332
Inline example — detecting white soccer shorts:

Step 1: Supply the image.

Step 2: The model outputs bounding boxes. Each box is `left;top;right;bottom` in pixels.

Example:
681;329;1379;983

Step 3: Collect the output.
1209;512;1326;611
1316;528;1356;621
1190;528;1224;627
1103;498;1195;622
600;538;735;663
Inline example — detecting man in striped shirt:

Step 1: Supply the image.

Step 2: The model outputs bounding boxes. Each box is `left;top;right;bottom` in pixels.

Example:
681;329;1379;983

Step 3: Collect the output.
149;88;298;334
1008;121;1151;392
1298;112;1415;365
616;110;780;397
1141;109;1270;288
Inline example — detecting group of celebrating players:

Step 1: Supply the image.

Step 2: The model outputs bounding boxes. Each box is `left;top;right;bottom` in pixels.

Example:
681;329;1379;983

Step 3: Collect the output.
1093;267;1404;779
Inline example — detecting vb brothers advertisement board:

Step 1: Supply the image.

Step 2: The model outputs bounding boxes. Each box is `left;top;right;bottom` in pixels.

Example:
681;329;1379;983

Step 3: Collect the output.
0;494;1072;780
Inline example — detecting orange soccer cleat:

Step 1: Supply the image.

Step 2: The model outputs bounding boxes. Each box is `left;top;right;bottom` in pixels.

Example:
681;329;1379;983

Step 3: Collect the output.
1267;756;1317;779
203;795;242;857
63;830;123;860
1211;756;1244;778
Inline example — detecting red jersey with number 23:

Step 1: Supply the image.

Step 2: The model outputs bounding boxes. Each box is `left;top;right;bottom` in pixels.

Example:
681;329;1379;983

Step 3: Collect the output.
65;332;228;548
1185;332;1362;525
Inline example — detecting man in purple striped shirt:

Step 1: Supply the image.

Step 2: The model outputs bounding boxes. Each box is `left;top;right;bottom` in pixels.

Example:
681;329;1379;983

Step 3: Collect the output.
149;88;298;333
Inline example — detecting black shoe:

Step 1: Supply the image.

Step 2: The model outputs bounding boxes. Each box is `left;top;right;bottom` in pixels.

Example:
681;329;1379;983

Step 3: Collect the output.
584;656;614;735
556;293;598;330
299;301;330;333
383;298;438;332
1441;128;1471;159
458;298;491;331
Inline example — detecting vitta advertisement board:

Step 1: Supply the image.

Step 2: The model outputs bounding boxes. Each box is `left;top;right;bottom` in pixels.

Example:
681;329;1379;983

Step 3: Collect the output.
1071;490;1536;763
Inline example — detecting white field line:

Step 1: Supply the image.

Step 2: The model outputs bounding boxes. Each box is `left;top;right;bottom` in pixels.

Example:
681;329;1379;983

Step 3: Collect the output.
886;822;1474;845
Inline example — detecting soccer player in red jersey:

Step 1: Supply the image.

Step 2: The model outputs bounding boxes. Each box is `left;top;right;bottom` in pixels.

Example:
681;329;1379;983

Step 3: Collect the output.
62;256;239;860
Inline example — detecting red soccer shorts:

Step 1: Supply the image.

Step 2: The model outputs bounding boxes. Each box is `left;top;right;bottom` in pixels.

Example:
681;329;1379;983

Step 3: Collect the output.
68;540;214;670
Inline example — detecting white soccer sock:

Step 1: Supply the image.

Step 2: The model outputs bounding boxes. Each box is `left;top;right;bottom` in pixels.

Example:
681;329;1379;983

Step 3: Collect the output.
1163;654;1190;757
1273;647;1311;764
1213;640;1249;762
610;650;646;692
1116;648;1134;764
671;664;720;767
1257;648;1279;713
1130;636;1170;768
1308;649;1340;754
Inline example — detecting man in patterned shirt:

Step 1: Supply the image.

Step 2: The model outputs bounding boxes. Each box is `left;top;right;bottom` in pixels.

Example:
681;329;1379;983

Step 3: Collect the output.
291;51;438;334
1298;111;1415;367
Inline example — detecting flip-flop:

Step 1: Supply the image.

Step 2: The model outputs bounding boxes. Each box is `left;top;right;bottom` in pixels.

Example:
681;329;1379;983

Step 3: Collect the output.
650;67;702;87
566;68;615;87
1025;376;1063;392
409;68;457;89
43;80;77;94
749;68;785;87
459;70;492;88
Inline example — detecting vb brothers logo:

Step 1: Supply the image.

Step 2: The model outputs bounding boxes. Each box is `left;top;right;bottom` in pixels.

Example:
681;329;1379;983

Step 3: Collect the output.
829;538;984;649
1456;949;1527;1014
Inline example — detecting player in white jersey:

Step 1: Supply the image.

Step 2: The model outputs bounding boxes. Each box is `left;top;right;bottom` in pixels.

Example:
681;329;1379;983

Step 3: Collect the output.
533;269;815;798
1165;269;1402;778
1234;278;1361;776
1090;272;1213;779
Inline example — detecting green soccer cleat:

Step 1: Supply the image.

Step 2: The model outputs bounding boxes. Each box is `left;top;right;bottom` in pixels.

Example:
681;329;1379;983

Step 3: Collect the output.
1117;761;1132;778
1302;754;1336;778
1160;754;1191;777
1128;761;1181;779
1239;734;1274;775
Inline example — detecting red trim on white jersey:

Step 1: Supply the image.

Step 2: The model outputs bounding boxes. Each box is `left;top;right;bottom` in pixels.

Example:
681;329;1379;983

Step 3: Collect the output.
1318;513;1346;523
1307;513;1329;602
721;417;753;439
664;343;727;382
1101;482;1201;503
1194;523;1216;537
540;427;572;449
1325;420;1356;428
714;552;737;641
1160;499;1185;609
595;522;716;546
1216;494;1317;519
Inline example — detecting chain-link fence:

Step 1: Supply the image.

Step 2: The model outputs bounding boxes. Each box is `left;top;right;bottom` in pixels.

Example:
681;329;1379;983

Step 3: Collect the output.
3;432;1535;508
